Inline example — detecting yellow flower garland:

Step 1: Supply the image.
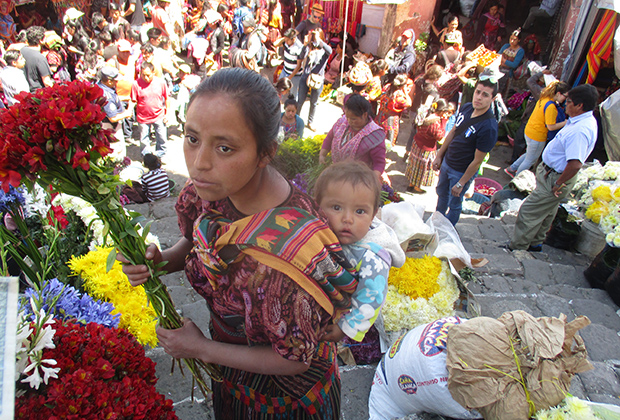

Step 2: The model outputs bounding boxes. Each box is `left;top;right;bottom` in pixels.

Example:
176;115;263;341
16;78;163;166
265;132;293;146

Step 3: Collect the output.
383;258;459;332
68;247;158;347
388;255;442;299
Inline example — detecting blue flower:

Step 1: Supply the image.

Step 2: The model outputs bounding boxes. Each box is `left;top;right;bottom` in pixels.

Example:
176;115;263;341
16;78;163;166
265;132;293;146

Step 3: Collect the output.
21;278;120;328
0;186;26;216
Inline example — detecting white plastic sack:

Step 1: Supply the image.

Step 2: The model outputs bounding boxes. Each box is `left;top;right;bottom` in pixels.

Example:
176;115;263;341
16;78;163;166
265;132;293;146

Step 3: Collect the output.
426;212;472;268
368;317;481;420
600;89;620;162
381;201;429;245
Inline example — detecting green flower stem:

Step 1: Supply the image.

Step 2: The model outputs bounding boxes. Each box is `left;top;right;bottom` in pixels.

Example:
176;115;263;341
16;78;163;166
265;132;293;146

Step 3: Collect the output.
37;174;222;395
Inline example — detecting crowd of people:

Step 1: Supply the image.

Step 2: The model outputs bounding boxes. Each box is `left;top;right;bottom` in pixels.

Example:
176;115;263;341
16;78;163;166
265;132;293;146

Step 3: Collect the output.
0;0;602;417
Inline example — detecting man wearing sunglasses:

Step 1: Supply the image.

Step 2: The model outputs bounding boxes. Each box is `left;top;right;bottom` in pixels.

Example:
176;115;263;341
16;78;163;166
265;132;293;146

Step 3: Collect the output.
510;84;598;251
295;3;324;41
432;76;499;225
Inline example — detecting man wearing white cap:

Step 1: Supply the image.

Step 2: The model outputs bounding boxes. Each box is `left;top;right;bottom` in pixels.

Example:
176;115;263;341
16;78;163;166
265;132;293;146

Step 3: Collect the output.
386;29;415;82
98;66;134;159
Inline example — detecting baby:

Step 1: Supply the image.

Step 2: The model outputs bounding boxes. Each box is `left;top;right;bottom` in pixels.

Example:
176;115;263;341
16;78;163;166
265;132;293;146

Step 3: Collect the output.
315;161;405;342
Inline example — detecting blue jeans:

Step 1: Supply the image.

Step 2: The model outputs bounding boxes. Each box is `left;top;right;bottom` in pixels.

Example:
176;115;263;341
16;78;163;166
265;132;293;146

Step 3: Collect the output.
436;161;475;225
298;75;322;125
139;118;167;156
509;134;546;175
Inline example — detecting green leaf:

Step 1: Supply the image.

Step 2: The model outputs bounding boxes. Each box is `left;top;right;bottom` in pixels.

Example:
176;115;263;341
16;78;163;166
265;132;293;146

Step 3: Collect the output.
131;215;147;226
97;184;111;195
106;248;117;272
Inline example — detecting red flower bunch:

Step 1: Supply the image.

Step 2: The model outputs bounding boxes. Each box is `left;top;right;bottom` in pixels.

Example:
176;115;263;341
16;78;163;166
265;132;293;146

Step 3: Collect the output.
0;81;114;191
15;322;178;420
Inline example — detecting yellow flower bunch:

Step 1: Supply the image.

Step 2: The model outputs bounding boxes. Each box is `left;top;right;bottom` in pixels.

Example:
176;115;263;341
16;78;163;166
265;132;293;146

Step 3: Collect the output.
383;259;459;332
591;185;612;202
68;247;158;347
586;201;611;224
534;396;599;420
388;255;442;299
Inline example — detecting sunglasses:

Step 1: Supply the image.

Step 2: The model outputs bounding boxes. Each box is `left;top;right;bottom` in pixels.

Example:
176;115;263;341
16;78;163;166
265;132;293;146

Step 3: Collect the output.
312;14;322;19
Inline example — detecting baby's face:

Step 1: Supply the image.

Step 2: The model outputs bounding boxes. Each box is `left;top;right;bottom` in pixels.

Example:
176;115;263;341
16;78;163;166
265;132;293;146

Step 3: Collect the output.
319;180;376;245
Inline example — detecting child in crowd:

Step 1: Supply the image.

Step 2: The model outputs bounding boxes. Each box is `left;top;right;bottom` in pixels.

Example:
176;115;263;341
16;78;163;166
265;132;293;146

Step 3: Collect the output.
376;73;413;146
315;161;405;342
405;98;452;194
279;95;304;140
122;154;171;203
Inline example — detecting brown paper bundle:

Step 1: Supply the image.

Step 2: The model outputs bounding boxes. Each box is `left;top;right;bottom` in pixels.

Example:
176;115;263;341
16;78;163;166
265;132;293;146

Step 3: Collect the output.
446;310;593;420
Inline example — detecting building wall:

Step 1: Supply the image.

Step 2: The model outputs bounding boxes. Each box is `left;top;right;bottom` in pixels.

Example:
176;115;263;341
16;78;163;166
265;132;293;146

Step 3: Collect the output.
376;0;438;57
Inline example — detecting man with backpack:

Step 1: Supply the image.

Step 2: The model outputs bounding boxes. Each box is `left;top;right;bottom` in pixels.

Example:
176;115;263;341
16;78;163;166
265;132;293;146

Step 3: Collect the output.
432;77;499;225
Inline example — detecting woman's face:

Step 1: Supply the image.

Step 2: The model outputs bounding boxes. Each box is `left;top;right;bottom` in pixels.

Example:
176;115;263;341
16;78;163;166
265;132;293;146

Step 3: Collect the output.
554;91;567;103
284;104;297;119
184;94;269;202
344;108;368;133
448;18;458;30
509;34;519;47
489;5;498;15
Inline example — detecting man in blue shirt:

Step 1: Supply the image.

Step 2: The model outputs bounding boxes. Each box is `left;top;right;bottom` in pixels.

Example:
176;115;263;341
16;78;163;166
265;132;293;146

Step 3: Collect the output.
432;78;499;225
510;84;599;251
97;66;133;158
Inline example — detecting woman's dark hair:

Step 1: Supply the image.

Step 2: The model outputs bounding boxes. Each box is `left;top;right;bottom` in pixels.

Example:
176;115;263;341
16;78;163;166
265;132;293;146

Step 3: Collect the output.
370;59;388;76
387;74;407;95
143;153;161;170
275;77;292;93
567;84;599;112
433;98;449;113
284;94;298;110
511;28;522;40
159;35;171;49
344;94;373;118
17;29;27;43
424;64;443;81
446;14;458;25
189;68;281;157
141;43;154;54
217;3;228;14
283;28;297;39
127;28;141;43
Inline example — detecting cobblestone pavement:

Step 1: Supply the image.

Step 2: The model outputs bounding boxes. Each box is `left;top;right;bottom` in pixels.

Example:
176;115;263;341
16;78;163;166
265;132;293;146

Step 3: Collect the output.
125;96;620;419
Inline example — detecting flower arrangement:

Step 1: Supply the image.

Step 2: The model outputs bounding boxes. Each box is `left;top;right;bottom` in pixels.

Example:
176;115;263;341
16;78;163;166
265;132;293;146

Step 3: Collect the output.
69;247;158;347
21;278;120;328
0;81;219;392
381;182;403;205
15;320;178;420
581;184;620;247
382;257;459;332
15;297;59;391
389;255;442;299
534;395;620;420
52;193;160;249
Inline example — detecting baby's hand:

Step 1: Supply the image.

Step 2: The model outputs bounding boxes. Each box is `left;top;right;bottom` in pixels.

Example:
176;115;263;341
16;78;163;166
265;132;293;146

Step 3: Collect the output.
322;324;346;342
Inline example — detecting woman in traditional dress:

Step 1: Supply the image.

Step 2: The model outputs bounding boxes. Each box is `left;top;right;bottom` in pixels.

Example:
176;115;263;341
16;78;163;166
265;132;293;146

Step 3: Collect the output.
119;68;348;419
319;94;386;180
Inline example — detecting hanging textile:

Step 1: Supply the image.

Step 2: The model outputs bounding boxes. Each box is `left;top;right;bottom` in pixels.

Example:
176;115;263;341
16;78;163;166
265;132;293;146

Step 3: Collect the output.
586;8;618;84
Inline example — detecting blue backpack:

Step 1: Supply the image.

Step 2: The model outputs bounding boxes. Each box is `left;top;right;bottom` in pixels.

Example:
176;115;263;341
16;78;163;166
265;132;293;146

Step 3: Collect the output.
544;101;566;141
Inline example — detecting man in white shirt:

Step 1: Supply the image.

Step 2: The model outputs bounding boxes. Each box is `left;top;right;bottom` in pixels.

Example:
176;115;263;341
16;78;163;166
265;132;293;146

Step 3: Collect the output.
0;50;29;106
523;0;562;29
510;84;599;251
